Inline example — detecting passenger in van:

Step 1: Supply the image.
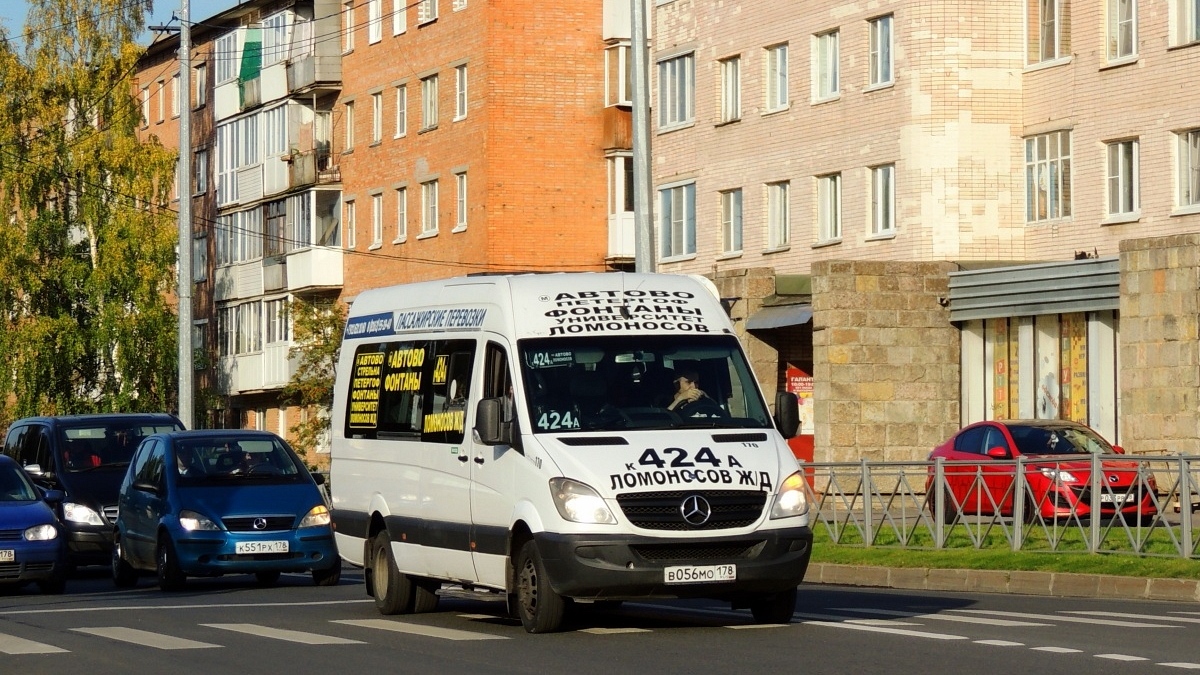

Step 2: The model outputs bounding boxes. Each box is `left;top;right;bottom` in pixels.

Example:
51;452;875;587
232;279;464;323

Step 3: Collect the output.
64;441;101;470
667;370;710;413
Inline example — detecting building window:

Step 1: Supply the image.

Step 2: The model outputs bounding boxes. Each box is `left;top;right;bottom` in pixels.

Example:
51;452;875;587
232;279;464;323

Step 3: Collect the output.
171;73;180;117
371;92;383;143
194;63;207;107
1178;0;1200;44
371;193;384;246
817;174;841;241
393;0;407;35
1029;0;1070;64
342;1;355;52
455;64;468;120
140;86;149;126
345;200;356;249
194;149;208;194
421;74;438;130
765;44;788;111
266;299;290;346
395;84;407;137
395;186;407;242
455;172;468;230
345;101;355;149
720;189;743;254
607;153;633;218
720;56;740;123
157;79;165;122
192;233;207;283
1179;129;1200;208
1106;140;1138;216
421;180;439;234
262;11;289;66
814;31;839;100
1107;0;1136;60
606;42;632;107
368;0;383;44
767;181;790;249
265;199;286;257
453;0;467;9
658;182;696;259
216;32;238;84
871;164;895;235
418;0;438;24
263;105;287;158
869;15;893;86
1025;130;1072;222
657;52;694;129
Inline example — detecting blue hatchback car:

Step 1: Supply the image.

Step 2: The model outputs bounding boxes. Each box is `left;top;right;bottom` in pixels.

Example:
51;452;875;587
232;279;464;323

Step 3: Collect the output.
112;430;341;590
0;455;68;594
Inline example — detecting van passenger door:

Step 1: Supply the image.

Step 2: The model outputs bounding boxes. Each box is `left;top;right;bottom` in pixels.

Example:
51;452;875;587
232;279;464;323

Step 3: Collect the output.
470;342;518;589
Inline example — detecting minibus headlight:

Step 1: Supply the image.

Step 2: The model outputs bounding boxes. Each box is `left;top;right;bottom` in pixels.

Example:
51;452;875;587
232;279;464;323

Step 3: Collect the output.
179;509;220;531
63;502;104;526
299;504;332;528
770;471;810;519
549;478;617;525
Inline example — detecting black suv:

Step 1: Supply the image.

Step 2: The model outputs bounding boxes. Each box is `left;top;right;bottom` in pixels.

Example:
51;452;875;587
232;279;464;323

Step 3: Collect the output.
3;414;185;568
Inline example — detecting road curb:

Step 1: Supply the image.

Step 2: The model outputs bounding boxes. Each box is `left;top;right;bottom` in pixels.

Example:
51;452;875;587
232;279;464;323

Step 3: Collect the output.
806;563;1200;602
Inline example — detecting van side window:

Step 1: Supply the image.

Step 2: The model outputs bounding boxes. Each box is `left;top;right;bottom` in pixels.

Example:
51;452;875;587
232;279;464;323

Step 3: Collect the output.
3;426;27;463
484;342;513;422
422;340;475;444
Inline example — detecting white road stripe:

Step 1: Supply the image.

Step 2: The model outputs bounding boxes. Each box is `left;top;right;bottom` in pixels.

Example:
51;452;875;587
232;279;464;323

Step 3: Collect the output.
0;633;68;654
200;623;364;645
333;619;508;641
579;627;652;634
947;609;1179;628
71;627;220;650
833;607;1050;627
1061;611;1200;624
799;617;968;641
975;639;1024;646
1031;646;1083;654
0;599;375;616
1159;663;1200;670
1096;654;1148;662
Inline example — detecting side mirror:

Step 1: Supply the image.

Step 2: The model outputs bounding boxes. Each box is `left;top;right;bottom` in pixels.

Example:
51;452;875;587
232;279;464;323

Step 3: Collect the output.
23;463;45;477
1112;445;1125;454
774;391;800;439
42;489;65;504
985;446;1010;459
474;397;514;447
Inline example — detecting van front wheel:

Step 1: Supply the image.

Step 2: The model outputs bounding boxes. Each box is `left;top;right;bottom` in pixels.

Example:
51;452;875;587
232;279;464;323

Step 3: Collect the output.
515;540;565;633
371;531;414;614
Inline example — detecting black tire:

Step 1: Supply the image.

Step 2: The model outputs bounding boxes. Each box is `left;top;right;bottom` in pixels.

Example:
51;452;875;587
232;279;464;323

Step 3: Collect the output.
111;535;138;588
371;531;414;614
313;556;342;587
937;487;958;525
748;589;797;624
515;540;565;634
411;577;440;613
156;536;186;592
255;571;281;587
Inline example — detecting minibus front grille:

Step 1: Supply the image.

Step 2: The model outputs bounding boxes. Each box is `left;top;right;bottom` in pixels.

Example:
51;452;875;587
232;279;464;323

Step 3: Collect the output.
631;541;764;562
616;490;767;530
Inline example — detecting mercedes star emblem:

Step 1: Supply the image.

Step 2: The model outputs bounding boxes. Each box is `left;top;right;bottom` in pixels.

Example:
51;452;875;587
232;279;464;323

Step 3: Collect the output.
679;494;712;526
252;517;268;530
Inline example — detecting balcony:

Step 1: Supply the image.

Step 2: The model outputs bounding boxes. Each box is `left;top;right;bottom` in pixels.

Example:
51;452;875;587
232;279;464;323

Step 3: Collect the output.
287;55;342;97
215;344;297;395
287;246;343;293
287;146;340;188
607;212;635;263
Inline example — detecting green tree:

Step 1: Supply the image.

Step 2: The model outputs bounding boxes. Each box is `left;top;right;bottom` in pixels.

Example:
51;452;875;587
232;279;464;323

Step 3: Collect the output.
281;298;345;463
0;1;179;419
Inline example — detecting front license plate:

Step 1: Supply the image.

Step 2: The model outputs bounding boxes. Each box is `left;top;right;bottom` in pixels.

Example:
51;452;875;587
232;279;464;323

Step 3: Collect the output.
664;564;736;584
0;550;13;562
235;540;289;554
1100;493;1134;503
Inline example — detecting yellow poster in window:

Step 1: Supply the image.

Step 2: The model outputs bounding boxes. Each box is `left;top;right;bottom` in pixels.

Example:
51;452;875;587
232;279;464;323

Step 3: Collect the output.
1067;313;1088;422
990;318;1009;420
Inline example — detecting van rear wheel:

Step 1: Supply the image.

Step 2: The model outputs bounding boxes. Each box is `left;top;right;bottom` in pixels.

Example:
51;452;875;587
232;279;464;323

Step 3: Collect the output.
371;531;414;614
411;577;440;613
515;540;565;633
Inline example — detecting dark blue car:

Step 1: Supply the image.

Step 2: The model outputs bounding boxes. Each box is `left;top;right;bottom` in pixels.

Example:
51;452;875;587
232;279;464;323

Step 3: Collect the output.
112;430;341;590
0;455;68;594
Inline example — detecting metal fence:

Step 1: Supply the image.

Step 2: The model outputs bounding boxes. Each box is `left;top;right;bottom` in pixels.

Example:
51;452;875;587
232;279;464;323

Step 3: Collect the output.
804;454;1200;559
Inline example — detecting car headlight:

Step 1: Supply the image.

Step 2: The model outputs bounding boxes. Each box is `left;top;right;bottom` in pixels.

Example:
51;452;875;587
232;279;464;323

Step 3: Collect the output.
1039;467;1078;482
550;478;617;525
179;509;220;531
24;523;58;541
63;502;104;526
299;504;331;528
770;471;811;519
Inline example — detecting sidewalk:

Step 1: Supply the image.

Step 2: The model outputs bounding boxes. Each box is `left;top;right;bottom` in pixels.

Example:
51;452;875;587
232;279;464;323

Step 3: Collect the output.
806;563;1200;603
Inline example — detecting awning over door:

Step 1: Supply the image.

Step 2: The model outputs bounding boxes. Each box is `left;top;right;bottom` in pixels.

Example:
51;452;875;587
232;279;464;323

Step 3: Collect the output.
745;304;813;330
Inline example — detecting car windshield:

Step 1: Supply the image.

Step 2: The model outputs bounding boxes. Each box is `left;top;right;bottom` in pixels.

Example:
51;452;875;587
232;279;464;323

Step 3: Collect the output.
59;421;183;471
518;334;773;433
0;465;39;501
1008;424;1114;456
174;437;303;484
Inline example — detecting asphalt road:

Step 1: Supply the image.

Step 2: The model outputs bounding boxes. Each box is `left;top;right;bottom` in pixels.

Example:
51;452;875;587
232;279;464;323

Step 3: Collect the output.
2;565;1199;675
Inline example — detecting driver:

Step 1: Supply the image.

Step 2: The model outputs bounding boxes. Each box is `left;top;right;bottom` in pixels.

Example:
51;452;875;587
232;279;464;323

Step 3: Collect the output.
667;370;709;412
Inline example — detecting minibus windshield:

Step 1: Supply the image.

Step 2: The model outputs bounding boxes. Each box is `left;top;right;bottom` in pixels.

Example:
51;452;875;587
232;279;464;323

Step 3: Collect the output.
518;335;773;433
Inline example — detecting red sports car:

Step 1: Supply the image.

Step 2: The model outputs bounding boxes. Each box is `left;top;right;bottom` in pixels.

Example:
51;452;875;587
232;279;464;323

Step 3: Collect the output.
926;420;1157;524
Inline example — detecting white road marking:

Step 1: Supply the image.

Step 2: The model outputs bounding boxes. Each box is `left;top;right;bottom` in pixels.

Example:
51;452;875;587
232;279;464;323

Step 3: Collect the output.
0;599;374;616
799;618;969;641
947;609;1179;628
1030;646;1083;654
1061;611;1200;624
579;627;652;634
833;607;1050;627
456;614;496;620
1159;663;1200;670
0;633;68;654
71;627;220;650
975;639;1024;646
333;618;508;641
200;623;364;645
725;624;789;630
1096;654;1148;662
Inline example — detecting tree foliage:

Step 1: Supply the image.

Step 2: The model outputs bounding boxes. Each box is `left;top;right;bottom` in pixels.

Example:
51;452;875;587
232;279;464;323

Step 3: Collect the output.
281;298;345;460
0;1;179;421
